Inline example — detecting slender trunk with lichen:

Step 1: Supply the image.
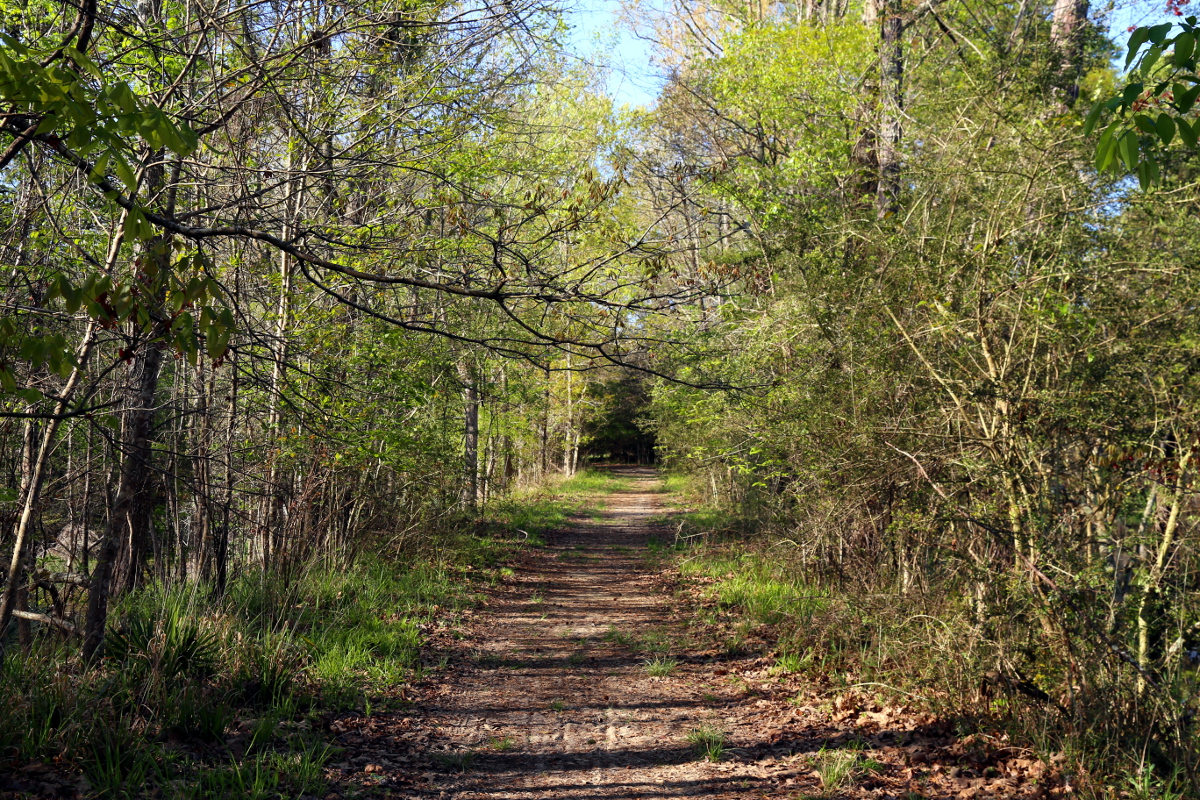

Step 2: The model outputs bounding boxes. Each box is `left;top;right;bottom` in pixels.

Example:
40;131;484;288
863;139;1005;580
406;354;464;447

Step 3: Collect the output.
0;325;98;661
1137;448;1192;695
459;360;479;510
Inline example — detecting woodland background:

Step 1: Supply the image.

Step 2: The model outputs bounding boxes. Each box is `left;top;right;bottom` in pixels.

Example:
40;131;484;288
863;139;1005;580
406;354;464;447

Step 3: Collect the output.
1;0;1199;795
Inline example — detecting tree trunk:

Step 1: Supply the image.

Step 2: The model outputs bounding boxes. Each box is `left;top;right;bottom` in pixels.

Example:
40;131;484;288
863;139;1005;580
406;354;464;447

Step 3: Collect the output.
108;339;165;597
562;353;575;476
0;324;98;660
861;0;877;25
259;149;297;568
191;361;212;582
83;324;167;661
1137;449;1192;695
877;0;904;218
540;371;550;477
460;361;479;510
1050;0;1089;105
210;351;239;596
260;249;292;569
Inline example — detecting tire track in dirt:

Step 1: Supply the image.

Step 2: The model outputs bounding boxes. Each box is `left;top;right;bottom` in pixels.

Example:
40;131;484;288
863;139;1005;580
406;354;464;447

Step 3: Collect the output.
327;468;1059;800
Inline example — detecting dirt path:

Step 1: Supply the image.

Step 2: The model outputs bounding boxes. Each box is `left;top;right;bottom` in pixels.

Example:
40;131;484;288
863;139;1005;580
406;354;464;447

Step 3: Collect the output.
326;469;1055;800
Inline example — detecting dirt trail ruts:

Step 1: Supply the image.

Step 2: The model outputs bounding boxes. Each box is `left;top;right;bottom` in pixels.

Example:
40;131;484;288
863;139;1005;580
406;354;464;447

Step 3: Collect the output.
327;468;1051;800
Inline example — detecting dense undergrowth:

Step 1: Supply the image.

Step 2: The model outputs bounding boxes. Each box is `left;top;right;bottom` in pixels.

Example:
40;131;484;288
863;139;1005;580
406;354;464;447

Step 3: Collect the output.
0;470;617;799
1;555;492;798
661;474;1198;800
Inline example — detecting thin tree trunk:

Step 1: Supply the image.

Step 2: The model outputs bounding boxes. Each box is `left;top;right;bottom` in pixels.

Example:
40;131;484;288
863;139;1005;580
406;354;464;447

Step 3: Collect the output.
1137;449;1192;695
541;370;550;477
563;353;574;476
877;0;904;217
109;337;165;597
211;350;239;596
259;149;300;569
191;361;211;582
0;323;99;660
460;361;479;510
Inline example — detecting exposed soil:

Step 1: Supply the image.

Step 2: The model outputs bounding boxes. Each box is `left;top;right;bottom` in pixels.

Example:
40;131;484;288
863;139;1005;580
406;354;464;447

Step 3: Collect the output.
327;469;1064;800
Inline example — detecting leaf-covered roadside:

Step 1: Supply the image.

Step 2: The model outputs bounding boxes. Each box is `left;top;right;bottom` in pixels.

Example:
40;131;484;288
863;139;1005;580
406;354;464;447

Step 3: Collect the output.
656;543;1078;799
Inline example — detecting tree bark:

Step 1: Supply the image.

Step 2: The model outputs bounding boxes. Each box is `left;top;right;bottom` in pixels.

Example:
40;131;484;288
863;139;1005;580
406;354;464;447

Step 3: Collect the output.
109;338;165;596
877;0;904;218
1050;0;1089;105
1137;449;1192;695
260;246;292;570
460;361;479;510
86;342;167;662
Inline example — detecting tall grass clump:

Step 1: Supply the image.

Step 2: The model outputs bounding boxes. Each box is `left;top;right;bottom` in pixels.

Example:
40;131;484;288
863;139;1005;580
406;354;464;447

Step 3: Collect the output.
680;549;828;627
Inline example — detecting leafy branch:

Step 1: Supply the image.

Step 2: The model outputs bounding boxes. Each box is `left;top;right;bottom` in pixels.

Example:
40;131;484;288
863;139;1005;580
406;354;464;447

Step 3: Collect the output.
1085;18;1200;188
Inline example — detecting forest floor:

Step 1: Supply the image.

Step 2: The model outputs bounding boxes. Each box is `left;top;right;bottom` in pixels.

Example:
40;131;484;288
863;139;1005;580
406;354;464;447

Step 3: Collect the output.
321;468;1063;800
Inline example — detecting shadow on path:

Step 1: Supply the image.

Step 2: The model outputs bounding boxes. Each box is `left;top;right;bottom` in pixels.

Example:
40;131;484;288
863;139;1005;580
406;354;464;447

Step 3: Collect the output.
325;468;1040;800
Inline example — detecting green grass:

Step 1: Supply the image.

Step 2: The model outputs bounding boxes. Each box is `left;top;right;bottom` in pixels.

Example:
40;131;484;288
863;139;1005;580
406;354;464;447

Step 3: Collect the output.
490;735;516;751
0;529;515;798
645;534;684;557
1125;765;1189;800
558;468;633;495
642;655;679;676
665;473;1200;798
680;550;827;626
433;749;477;771
770;651;811;675
685;723;728;762
486;468;631;541
603;625;637;648
810;744;883;798
659;473;693;495
0;469;633;795
637;630;673;654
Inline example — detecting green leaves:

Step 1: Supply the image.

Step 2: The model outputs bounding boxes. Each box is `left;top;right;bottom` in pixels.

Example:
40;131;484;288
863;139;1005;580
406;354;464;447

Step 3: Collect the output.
1137;158;1161;190
1119;131;1140;171
1178;117;1199;147
0;29;198;205
1122;82;1145;106
1150;22;1176;44
1174;31;1195;65
124;207;154;240
1175;83;1200;112
29;250;236;380
1088;20;1200;188
1127;27;1151;69
1141;45;1163;79
1156;113;1176;145
1096;122;1119;172
0;316;77;386
201;307;236;359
